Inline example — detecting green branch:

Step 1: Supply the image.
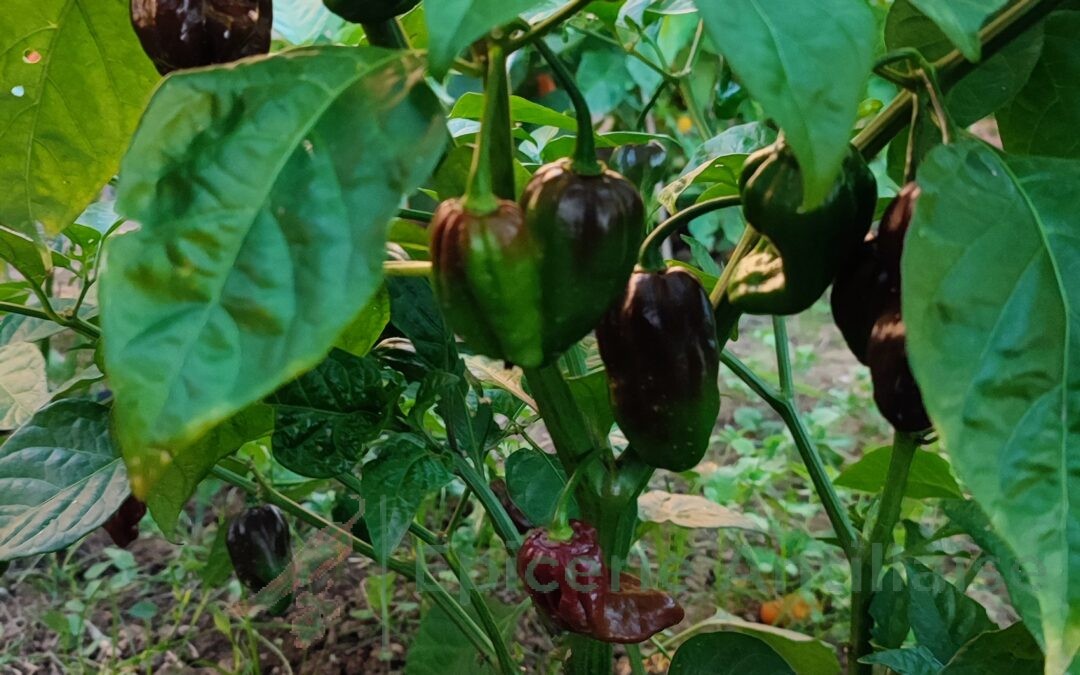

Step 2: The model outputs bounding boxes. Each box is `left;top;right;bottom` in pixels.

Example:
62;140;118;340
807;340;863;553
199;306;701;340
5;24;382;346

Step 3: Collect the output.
638;196;741;271
506;0;594;52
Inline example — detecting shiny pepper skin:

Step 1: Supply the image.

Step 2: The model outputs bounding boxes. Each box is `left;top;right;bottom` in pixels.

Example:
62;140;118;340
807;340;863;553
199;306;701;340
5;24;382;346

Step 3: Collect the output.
729;143;877;315
596;268;720;472
521;159;645;356
430;199;545;367
323;0;419;24
831;183;930;432
516;520;684;643
130;0;272;75
102;496;147;549
227;505;294;615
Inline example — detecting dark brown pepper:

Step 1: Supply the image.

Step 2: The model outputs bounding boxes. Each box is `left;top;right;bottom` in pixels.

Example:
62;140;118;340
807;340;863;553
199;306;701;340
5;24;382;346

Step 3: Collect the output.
131;0;273;75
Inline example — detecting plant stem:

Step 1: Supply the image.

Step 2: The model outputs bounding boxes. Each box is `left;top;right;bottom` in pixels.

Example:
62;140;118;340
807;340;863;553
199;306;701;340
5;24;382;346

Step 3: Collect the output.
209;466;497;664
772;317;795;399
465;43;511;214
443;545;518;675
398;208;434;222
451;454;524;551
709;227;759;307
384;260;432;277
626;644;648;675
635;81;670;131
523;365;598;472
638;196;741;271
507;0;594;52
0;301;52;323
533;39;600;174
718;350;858;557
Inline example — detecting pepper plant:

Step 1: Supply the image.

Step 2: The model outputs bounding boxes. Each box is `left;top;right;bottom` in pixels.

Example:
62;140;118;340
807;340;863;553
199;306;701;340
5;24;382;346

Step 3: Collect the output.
0;0;1078;673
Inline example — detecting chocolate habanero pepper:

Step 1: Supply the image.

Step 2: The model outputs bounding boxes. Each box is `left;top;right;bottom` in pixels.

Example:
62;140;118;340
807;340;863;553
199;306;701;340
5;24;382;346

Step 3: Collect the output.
728;142;876;315
102;496;147;549
130;0;272;75
596;268;720;472
227;505;294;615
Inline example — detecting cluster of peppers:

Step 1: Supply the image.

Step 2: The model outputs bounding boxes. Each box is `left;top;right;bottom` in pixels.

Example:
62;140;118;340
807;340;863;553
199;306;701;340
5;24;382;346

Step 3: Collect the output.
130;0;272;75
831;184;931;432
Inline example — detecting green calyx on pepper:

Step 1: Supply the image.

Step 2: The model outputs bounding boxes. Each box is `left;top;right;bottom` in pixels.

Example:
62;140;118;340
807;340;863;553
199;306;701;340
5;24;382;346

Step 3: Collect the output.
596;268;720;472
226;505;294;615
130;0;273;76
728;142;877;315
831;183;931;433
322;0;418;24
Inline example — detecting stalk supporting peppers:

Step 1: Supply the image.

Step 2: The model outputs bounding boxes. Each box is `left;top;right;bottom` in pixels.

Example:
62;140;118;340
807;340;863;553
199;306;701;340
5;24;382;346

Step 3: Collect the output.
102;496;147;549
517;520;683;643
521;159;645;355
227;505;294;615
130;0;272;75
831;184;931;433
322;0;418;24
596;268;720;472
728;143;876;315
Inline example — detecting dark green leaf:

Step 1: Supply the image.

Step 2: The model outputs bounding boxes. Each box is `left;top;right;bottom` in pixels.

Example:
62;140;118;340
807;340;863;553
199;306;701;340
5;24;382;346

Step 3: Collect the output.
362;434;453;564
0;399;128;560
406;597;521;675
908;0;1009;61
697;0;875;206
904;561;994;663
941;622;1044;674
0;0;157;236
335;286;391;358
268;350;403;479
680;614;839;674
998;11;1080;159
861;646;943;675
101;47;445;499
388;277;459;372
505;448;575;527
870;567;910;649
450;93;577;130
835;446;963;499
425;0;549;78
146;405;273;540
200;521;235;588
904;140;1080;669
669;632;794;674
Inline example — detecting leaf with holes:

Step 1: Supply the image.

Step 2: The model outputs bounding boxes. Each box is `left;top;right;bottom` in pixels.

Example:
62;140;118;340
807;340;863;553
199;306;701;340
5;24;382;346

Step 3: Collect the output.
101;47;446;499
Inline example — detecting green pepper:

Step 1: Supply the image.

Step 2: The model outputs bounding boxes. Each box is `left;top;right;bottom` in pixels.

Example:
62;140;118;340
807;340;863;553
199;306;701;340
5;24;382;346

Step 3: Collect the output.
596;268;720;472
429;199;546;368
728;143;876;315
227;505;294;615
130;0;273;76
521;158;645;356
323;0;418;24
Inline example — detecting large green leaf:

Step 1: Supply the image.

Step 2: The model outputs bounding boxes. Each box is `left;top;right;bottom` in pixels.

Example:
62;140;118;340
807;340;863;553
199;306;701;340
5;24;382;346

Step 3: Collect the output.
904;140;1080;671
669;632;794;674
0;341;48;430
0;0;156;236
697;0;875;206
908;0;1009;61
424;0;549;78
101;47;446;499
0;399;128;560
361;434;453;564
146;405;273;540
406;597;521;675
267;349;403;479
505;448;575;527
904;561;994;664
835;446;963;499
942;622;1044;674
998;11;1080;159
676;614;839;675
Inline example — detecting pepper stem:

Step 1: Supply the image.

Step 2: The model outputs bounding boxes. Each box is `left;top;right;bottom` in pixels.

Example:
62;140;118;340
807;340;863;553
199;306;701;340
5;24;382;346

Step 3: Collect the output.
533;39;601;176
547;451;597;541
464;43;511;215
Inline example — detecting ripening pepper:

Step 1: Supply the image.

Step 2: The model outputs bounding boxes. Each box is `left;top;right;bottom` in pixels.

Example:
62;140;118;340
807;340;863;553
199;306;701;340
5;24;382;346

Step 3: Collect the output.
596;268;720;472
227;505;294;615
728;143;877;315
102;496;147;549
831;183;930;432
516;520;684;643
429;198;545;367
323;0;419;24
130;0;272;75
521;159;645;355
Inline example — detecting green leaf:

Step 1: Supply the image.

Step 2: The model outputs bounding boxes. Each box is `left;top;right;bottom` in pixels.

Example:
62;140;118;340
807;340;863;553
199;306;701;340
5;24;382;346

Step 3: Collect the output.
941;622;1043;674
904;561;994;663
697;0;875;206
425;0;549;78
0;341;47;430
268;350;403;479
0;399;129;560
335;286;390;358
669;632;795;674
998;11;1080;159
362;434;453;564
861;646;943;675
406;597;521;675
885;0;1045;127
564;369;614;445
903;140;1080;671
834;446;963;499
674;614;838;675
0;0;157;236
907;0;1008;61
505;448;575;527
200;521;234;588
101;47;446;499
388;277;458;372
0;227;49;286
870;568;910;649
450;93;578;130
145;405;273;540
